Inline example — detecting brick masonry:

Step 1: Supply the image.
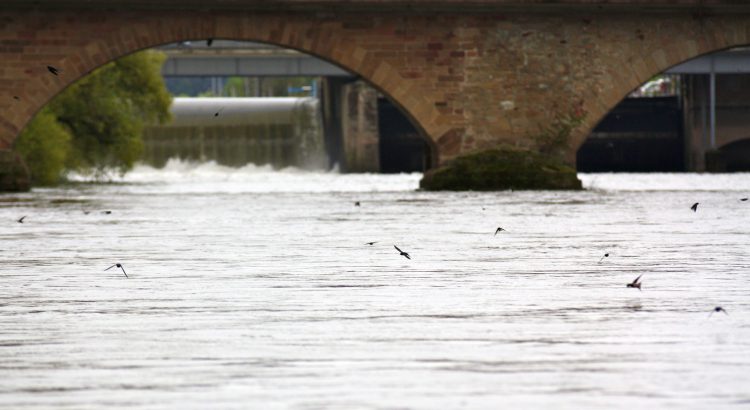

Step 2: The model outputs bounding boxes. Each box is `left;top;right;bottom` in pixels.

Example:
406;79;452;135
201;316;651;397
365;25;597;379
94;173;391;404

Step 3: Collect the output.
1;8;749;166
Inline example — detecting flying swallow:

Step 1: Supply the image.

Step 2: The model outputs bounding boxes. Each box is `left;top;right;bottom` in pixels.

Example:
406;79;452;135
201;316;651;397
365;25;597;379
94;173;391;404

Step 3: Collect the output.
394;245;410;260
47;65;59;76
365;241;377;245
354;201;361;207
598;252;609;263
17;216;26;223
494;227;505;236
105;263;128;278
214;106;225;117
709;306;728;317
740;198;748;202
691;202;699;212
626;274;642;290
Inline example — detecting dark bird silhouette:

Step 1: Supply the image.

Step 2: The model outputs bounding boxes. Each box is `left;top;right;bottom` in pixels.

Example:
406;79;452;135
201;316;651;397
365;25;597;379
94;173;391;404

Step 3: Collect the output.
598;252;609;263
47;65;59;76
354;201;361;207
691;202;699;212
102;210;112;215
394;245;411;260
709;306;728;317
626;274;643;290
206;38;214;46
214;106;225;117
105;263;128;278
494;227;505;236
741;198;748;202
365;241;377;245
17;216;26;223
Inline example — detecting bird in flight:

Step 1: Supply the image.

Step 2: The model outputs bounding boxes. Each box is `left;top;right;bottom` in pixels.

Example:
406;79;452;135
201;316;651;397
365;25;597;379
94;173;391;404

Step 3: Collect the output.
214;106;225;117
626;274;643;290
206;38;214;46
47;65;59;76
17;216;26;223
494;227;505;236
598;252;609;263
709;306;728;317
394;245;410;260
691;202;699;212
354;201;361;207
365;241;377;245
105;263;128;278
102;210;112;215
740;198;748;202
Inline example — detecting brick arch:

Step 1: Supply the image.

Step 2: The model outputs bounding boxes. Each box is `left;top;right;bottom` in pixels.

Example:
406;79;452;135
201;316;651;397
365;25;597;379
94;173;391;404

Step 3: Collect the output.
572;23;747;160
0;11;442;162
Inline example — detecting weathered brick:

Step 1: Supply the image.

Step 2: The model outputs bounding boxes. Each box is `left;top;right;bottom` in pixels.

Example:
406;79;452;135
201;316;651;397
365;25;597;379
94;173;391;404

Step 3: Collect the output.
0;9;746;165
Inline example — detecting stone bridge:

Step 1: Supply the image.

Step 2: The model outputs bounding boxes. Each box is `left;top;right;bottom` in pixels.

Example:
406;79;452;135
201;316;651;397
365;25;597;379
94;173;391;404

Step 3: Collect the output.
2;1;750;189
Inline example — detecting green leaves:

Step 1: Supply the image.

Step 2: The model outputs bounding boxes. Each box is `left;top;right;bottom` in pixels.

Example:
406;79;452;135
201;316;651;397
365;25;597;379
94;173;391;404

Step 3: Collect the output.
15;50;172;184
14;108;72;186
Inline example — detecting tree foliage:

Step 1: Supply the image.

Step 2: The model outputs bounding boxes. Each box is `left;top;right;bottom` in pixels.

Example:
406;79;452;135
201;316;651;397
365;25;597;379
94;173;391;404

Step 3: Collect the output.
15;50;172;184
14;108;72;186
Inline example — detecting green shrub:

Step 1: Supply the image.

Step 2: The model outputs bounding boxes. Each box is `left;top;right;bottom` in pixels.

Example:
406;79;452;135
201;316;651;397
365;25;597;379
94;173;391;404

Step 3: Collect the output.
14;108;72;185
15;50;172;184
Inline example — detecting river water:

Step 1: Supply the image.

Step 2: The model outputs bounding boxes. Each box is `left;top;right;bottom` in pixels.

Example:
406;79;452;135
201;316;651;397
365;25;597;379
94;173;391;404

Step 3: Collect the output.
1;161;749;409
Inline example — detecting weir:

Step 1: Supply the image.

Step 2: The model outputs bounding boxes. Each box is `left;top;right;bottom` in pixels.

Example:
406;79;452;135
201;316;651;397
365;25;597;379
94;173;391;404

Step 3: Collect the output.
142;97;328;169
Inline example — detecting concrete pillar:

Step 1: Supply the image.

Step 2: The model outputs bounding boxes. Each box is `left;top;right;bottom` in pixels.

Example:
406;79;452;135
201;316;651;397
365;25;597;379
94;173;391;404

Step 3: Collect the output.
682;75;708;171
319;77;346;170
0;150;31;192
340;80;380;173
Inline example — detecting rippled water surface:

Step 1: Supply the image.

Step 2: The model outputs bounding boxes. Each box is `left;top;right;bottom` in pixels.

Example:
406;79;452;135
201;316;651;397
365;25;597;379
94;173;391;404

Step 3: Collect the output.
2;162;749;409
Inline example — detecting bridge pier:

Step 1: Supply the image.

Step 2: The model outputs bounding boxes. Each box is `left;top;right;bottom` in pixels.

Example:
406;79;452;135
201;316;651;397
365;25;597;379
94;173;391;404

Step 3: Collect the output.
0;150;30;192
340;80;381;173
321;78;381;173
683;74;750;172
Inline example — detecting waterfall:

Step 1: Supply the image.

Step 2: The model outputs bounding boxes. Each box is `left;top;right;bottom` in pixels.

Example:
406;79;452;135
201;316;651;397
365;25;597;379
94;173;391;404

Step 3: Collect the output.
142;97;328;169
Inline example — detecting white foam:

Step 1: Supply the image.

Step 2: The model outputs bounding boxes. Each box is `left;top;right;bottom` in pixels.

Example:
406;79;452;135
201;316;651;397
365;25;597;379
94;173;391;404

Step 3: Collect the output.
67;158;423;194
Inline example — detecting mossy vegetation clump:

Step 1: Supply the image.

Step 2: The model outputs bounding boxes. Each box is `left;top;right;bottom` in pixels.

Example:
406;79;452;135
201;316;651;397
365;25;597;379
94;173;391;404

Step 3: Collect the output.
419;146;582;191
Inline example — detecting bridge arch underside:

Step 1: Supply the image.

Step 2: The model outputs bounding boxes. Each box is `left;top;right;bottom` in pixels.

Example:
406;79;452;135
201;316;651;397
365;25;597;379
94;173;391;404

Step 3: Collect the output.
577;45;750;172
3;8;750;168
0;11;442;164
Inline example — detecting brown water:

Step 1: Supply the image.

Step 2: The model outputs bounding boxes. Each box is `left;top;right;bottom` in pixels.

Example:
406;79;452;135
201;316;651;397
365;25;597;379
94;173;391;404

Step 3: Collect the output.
1;164;749;409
